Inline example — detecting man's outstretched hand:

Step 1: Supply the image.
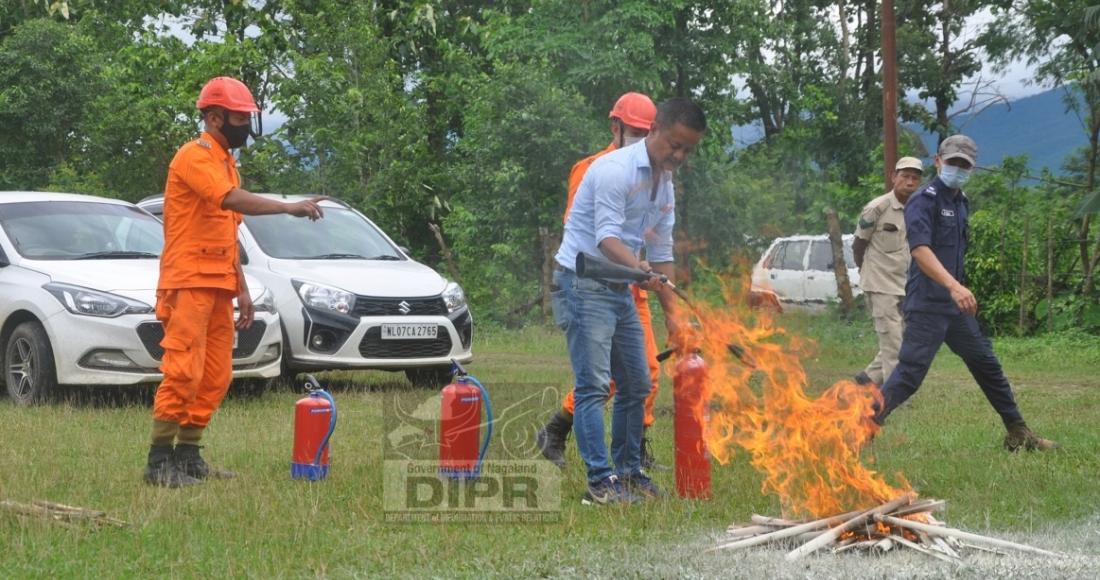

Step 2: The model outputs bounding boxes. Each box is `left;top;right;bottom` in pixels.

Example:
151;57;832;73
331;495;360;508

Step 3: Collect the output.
287;196;327;221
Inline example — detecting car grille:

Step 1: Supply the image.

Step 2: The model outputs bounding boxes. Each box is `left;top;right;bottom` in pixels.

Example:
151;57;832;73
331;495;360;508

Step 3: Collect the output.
136;321;267;361
352;296;447;317
358;326;452;359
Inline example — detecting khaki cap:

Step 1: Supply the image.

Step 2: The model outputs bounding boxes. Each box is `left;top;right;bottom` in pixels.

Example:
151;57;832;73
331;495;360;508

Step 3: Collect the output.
895;156;923;173
938;134;977;166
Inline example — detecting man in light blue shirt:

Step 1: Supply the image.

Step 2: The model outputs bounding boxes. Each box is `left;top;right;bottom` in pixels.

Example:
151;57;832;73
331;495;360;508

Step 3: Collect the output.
551;98;706;504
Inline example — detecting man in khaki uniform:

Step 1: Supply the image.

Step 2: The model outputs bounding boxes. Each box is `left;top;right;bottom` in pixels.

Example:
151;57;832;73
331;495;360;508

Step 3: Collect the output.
853;156;924;386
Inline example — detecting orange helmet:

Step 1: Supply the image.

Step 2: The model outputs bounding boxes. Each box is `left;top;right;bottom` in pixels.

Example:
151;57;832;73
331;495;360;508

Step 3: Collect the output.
609;92;656;130
196;76;260;113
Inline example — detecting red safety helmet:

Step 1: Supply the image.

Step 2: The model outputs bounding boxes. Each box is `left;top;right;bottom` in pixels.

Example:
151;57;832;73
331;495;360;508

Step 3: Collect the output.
609;92;656;130
196;76;260;113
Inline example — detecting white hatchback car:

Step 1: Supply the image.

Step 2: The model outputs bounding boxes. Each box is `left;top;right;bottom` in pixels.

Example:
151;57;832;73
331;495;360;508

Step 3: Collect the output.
0;192;282;404
138;195;473;388
751;234;862;306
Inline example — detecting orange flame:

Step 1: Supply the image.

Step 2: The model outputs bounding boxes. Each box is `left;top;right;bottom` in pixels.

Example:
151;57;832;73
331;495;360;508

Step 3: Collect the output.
679;273;910;519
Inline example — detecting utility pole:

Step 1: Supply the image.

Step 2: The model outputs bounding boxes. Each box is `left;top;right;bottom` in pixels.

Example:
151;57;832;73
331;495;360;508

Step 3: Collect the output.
882;0;898;191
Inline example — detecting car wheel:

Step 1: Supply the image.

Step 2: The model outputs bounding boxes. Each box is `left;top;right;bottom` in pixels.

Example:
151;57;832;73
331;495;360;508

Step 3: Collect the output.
4;321;58;405
405;366;455;389
233;378;275;397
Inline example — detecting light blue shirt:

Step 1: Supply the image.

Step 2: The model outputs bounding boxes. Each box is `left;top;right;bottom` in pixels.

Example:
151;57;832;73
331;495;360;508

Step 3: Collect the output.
555;139;676;271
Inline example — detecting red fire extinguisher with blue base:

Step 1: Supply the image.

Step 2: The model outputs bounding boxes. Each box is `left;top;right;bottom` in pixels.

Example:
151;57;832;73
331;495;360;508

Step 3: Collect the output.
439;361;493;479
291;374;337;481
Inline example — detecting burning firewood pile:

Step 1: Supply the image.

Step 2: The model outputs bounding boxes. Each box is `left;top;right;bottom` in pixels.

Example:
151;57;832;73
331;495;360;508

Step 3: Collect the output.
712;494;1058;563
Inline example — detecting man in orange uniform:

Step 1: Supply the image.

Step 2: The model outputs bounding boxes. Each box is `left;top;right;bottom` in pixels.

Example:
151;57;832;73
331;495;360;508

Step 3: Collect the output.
144;76;326;487
536;92;666;470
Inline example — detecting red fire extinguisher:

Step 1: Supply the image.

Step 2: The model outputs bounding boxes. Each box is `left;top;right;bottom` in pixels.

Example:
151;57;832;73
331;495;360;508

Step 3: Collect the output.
439;362;493;479
674;352;712;499
291;374;337;481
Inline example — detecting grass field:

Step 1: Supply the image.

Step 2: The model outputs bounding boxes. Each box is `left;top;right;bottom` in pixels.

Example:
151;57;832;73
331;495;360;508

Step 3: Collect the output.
1;311;1099;578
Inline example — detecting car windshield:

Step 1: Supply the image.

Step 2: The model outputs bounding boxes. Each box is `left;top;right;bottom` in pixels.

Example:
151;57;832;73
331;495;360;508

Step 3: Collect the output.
0;200;163;260
244;204;403;260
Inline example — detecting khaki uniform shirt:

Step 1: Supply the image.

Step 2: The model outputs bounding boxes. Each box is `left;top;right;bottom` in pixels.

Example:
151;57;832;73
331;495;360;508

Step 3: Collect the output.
856;191;909;296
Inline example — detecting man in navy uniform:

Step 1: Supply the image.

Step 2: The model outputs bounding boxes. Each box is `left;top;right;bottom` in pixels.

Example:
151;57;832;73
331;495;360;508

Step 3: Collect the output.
873;135;1059;452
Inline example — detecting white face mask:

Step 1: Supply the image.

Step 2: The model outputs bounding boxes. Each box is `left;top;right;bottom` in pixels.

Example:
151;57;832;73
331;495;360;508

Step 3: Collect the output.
939;164;972;189
622;134;645;147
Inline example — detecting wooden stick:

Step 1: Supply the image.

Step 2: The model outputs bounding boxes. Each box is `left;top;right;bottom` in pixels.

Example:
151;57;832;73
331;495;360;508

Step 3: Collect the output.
711;509;875;553
785;494;915;561
933;537;960;559
877;515;1059;557
959;542;1009;556
874;537;894;552
833;539;876;553
892;500;946;518
725;524;777;538
751;514;800;527
892;534;962;565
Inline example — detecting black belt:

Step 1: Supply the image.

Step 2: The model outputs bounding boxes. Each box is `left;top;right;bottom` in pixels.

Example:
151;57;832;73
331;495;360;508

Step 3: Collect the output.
551;264;629;293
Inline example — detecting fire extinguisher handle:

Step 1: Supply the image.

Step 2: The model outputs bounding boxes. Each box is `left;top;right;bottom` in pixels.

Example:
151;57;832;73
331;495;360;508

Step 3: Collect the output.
449;358;468;379
302;373;322;392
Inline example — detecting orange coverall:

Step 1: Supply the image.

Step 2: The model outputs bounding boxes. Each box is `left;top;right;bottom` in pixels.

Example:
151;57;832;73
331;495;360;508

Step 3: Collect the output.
153;132;243;428
561;143;662;427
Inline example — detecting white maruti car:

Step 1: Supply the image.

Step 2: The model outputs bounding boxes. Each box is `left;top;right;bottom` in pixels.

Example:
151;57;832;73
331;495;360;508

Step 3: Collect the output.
0;192;282;404
138;195;473;388
751;234;863;307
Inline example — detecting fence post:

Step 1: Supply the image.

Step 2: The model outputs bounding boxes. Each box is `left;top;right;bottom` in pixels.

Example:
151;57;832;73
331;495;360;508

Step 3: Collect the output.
1047;218;1054;333
1018;218;1030;335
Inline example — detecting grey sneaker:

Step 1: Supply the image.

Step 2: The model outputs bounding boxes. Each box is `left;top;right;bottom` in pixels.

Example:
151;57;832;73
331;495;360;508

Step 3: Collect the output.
582;475;640;505
623;472;665;499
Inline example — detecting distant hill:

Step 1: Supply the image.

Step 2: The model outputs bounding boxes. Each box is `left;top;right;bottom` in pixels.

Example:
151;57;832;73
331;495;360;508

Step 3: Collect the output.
910;87;1087;175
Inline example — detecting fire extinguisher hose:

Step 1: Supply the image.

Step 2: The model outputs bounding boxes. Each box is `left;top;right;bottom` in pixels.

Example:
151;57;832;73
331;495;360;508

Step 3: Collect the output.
464;374;494;474
312;389;338;468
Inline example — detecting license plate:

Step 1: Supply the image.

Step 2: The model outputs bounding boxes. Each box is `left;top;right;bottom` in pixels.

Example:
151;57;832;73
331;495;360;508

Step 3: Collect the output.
381;323;438;340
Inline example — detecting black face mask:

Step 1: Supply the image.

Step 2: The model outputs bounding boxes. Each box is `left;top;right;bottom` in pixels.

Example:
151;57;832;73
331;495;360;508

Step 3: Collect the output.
221;112;251;149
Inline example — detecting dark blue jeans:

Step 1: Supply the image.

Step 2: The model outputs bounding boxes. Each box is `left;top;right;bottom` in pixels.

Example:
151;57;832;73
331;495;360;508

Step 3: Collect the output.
551;269;651;484
875;311;1024;427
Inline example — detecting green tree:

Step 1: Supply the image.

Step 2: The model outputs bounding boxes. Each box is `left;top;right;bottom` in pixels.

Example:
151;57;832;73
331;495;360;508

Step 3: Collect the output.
0;18;103;190
446;61;598;322
989;1;1100;297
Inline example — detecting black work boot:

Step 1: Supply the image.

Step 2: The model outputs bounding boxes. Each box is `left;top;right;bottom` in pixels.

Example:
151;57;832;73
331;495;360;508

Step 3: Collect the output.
174;443;237;480
640;431;670;471
853;372;875;386
144;445;201;488
535;411;572;469
1004;421;1060;452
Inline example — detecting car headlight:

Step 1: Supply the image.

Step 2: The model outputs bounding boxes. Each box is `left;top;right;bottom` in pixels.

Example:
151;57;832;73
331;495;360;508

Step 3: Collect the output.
43;282;153;318
292;280;355;316
252;288;276;313
442;281;467;313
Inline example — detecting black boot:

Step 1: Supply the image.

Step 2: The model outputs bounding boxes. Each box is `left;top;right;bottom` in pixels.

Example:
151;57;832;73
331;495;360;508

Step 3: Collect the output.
175;444;237;480
144;445;201;488
535;411;572;469
640;430;670;471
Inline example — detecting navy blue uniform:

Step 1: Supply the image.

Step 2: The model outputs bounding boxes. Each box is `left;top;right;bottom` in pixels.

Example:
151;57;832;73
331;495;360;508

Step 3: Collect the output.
874;177;1024;427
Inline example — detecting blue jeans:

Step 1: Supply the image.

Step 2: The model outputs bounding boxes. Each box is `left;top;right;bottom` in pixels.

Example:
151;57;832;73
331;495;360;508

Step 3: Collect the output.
551;268;651;484
875;311;1024;427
